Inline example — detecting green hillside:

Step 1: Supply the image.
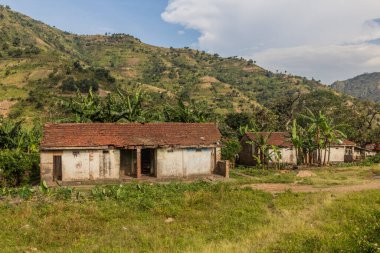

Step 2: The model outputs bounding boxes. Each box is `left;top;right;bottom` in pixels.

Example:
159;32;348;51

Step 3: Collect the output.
331;72;380;102
0;5;379;144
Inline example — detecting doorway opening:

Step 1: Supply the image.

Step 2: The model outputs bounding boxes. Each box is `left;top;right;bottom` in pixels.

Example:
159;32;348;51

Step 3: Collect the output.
141;149;155;176
53;155;62;181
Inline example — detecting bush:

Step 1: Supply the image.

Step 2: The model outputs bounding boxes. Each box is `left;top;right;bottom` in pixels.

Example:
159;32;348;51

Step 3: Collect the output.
94;67;115;83
368;153;380;164
221;139;242;163
0;150;39;187
61;77;99;93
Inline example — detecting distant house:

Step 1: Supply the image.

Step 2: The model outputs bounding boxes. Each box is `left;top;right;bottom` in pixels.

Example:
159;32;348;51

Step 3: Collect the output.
365;144;380;155
40;123;228;185
238;132;296;166
239;132;357;166
318;139;356;163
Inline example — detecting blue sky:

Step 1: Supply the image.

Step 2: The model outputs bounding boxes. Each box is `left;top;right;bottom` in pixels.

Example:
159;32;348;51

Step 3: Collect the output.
0;0;199;48
1;0;380;83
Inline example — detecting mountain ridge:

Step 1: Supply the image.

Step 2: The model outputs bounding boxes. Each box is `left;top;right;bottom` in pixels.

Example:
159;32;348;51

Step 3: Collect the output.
331;72;380;102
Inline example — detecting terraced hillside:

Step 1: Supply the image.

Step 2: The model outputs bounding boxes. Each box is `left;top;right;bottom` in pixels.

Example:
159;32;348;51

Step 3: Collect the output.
0;6;325;118
0;6;379;144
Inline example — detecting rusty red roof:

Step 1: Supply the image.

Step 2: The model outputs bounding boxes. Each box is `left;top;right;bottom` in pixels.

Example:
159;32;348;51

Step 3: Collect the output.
245;132;292;147
337;139;356;146
366;143;380;151
41;123;221;149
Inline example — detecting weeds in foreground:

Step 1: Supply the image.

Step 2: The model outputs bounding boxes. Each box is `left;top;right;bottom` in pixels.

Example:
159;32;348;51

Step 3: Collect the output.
0;180;379;252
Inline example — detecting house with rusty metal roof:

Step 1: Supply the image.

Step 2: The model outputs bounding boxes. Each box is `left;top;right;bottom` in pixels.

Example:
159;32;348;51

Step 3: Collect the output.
40;123;228;185
238;132;296;166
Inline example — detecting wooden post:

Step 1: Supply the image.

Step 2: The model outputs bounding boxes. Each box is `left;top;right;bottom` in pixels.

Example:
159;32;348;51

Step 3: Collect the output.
136;148;141;179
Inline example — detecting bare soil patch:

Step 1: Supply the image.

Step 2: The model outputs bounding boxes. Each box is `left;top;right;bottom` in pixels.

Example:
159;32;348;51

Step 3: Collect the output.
0;100;16;116
200;76;219;83
28;69;53;81
296;170;317;178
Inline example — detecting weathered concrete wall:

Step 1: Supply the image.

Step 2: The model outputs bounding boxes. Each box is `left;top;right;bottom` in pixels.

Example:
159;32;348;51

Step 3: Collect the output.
317;147;348;163
269;148;296;164
156;148;184;177
184;148;213;176
40;149;120;183
40;151;61;185
215;160;230;178
42;147;216;182
156;148;214;178
62;149;120;181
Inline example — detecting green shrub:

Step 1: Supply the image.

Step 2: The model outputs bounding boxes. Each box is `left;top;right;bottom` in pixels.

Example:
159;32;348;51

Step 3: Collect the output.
221;139;241;162
368;153;380;164
61;77;99;93
0;149;39;187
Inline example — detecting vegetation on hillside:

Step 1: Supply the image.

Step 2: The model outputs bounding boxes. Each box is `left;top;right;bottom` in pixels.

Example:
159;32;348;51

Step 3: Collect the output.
1;6;378;147
0;117;40;186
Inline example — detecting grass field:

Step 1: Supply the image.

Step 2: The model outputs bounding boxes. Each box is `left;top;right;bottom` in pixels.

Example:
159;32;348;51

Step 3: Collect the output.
232;164;380;186
0;165;379;253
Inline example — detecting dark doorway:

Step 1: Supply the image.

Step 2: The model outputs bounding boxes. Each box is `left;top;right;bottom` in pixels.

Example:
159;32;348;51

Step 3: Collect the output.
53;155;62;181
120;149;135;177
141;149;155;176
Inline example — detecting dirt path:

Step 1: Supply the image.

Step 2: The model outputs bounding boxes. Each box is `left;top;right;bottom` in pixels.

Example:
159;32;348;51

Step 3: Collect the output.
243;180;380;193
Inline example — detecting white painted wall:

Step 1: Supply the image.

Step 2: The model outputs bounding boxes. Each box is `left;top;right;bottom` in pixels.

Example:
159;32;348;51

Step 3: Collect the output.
280;148;296;164
268;148;296;164
183;148;213;176
62;149;120;181
156;148;213;178
318;147;347;162
156;149;184;177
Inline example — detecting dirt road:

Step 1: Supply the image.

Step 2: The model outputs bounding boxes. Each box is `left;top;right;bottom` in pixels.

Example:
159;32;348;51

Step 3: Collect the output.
243;180;380;193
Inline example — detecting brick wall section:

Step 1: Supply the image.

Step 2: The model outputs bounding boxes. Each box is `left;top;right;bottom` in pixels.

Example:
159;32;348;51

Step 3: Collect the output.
215;160;230;178
216;147;221;162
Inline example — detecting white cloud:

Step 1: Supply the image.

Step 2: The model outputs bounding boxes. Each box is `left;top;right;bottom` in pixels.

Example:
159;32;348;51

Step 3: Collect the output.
162;0;380;83
177;30;185;35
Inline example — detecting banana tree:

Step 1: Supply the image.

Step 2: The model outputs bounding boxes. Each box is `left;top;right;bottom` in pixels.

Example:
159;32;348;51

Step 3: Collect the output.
300;109;328;166
321;118;347;165
291;119;304;165
246;132;272;169
163;99;212;123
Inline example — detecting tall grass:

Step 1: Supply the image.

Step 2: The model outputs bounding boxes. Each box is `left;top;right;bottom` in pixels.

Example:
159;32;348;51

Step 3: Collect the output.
0;181;379;252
